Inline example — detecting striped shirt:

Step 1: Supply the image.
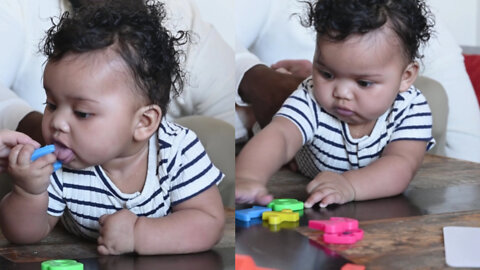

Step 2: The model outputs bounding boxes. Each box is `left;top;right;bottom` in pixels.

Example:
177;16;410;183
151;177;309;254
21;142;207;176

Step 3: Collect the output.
276;78;435;179
47;120;224;240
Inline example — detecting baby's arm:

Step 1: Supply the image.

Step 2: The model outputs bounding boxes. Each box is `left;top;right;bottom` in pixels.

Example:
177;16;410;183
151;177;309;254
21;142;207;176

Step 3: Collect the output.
306;140;427;208
97;185;224;255
0;144;59;243
236;117;303;205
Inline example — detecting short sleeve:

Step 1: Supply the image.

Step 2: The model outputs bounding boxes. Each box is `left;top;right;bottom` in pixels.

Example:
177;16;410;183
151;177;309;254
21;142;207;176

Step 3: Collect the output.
47;171;67;216
274;78;318;144
390;90;436;150
167;128;224;205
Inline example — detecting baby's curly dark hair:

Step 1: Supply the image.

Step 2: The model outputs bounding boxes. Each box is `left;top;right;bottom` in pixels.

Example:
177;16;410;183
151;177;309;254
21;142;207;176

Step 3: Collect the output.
42;0;188;115
303;0;435;62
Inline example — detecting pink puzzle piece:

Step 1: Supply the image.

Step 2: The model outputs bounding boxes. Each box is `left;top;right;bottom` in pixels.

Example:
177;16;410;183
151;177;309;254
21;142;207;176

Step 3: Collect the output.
309;217;358;233
323;228;364;244
309;217;363;244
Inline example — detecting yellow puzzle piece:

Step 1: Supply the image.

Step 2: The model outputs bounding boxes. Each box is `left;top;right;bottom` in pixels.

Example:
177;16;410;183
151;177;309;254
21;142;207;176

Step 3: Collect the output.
262;209;300;225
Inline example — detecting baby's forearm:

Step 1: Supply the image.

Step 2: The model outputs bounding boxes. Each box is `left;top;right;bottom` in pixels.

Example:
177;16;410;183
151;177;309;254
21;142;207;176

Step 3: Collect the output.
236;117;302;184
0;187;51;243
132;208;224;255
344;154;418;201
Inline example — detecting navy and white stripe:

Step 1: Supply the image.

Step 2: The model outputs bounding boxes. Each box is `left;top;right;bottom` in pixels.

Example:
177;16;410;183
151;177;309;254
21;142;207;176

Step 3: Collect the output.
47;120;224;240
275;77;435;179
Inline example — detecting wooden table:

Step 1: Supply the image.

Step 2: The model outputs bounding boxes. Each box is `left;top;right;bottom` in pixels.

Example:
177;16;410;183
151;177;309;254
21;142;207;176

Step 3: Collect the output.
236;155;480;270
0;209;235;270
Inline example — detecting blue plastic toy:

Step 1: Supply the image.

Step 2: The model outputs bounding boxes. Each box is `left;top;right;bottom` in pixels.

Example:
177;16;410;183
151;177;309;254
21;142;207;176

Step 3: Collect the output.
235;206;272;221
31;145;62;171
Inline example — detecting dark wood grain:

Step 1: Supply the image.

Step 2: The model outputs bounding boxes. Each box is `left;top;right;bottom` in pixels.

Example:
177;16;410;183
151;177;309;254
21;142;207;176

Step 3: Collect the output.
237;154;480;270
299;210;480;269
0;209;235;269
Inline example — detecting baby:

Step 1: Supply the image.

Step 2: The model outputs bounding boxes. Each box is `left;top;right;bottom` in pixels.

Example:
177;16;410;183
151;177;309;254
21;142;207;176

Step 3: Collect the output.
236;0;435;208
0;0;224;255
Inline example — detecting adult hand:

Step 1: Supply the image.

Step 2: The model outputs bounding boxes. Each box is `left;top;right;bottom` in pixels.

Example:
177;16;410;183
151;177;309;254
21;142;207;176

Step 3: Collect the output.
238;64;305;127
0;130;40;172
271;59;313;78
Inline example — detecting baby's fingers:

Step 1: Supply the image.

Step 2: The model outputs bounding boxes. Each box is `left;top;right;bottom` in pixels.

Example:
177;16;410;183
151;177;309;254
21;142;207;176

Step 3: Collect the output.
254;193;273;206
235;189;255;204
305;188;337;208
235;188;273;205
97;244;110;255
306;178;323;194
8;144;34;166
318;193;343;208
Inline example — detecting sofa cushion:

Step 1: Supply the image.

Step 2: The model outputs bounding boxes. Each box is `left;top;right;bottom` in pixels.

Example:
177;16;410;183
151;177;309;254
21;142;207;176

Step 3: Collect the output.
464;53;480;105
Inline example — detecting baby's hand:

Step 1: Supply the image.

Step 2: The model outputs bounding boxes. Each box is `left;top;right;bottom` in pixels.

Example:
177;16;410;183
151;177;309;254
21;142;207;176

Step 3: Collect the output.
97;209;138;255
304;171;355;208
8;144;56;195
235;178;273;205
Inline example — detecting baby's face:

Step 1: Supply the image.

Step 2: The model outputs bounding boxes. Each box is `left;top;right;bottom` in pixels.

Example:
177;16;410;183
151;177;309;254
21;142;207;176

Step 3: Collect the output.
42;50;146;169
311;28;415;132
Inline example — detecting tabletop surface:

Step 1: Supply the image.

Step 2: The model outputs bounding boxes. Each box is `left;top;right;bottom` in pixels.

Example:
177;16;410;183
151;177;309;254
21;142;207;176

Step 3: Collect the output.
0;209;235;270
236;154;480;270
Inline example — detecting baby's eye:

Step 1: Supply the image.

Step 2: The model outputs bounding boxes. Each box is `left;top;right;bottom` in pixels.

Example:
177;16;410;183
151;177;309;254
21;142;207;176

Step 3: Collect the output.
75;111;91;119
357;80;374;88
320;71;334;80
43;101;57;111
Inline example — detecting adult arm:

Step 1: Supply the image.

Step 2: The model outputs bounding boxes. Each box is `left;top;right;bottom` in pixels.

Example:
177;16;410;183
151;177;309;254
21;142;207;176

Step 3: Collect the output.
0;1;47;143
420;21;480;162
234;0;312;127
237;65;305;127
164;0;235;126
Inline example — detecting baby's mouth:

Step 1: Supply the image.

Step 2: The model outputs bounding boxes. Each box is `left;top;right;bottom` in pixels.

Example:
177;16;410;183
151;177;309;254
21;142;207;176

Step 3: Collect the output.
54;142;75;164
335;107;354;117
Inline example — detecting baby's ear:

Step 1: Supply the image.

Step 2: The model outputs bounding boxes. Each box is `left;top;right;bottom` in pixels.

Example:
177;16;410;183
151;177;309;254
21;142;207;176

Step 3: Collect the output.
399;61;419;92
133;105;162;141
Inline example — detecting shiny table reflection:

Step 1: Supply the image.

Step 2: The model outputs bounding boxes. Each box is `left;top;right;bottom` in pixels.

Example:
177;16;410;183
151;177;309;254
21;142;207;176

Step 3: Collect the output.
236;155;480;269
0;209;235;270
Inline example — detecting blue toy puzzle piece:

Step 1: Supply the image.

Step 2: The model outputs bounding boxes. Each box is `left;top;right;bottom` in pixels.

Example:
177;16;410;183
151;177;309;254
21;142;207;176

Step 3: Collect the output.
235;206;272;221
235;217;263;228
31;144;62;172
31;145;55;161
53;161;62;171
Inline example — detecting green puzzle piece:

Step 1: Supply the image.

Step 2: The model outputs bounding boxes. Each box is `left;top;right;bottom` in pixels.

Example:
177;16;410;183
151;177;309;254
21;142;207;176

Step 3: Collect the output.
41;259;83;270
267;198;304;211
